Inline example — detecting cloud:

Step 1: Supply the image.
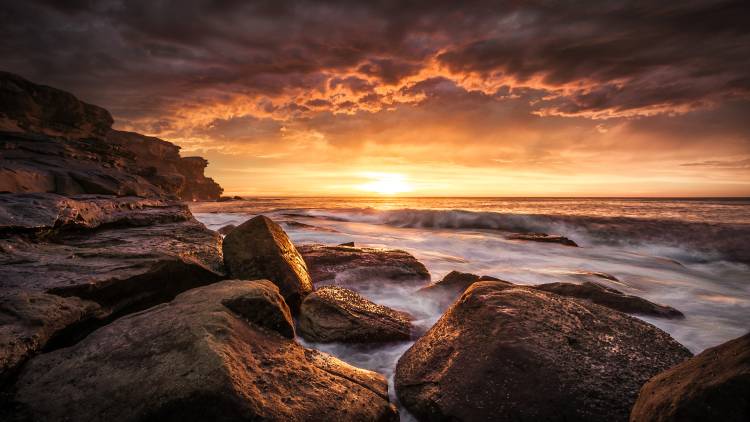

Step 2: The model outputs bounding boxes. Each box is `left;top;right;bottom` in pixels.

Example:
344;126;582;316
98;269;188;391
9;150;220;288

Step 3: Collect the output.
1;0;748;195
681;158;750;169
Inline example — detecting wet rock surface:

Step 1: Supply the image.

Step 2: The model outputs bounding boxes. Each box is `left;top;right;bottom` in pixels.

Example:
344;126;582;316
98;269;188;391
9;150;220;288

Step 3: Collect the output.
298;286;412;343
535;281;684;318
0;71;222;200
631;332;750;422
10;280;398;422
0;292;103;382
298;243;430;286
507;232;579;247
222;215;313;312
0;193;224;378
418;270;511;308
395;282;692;422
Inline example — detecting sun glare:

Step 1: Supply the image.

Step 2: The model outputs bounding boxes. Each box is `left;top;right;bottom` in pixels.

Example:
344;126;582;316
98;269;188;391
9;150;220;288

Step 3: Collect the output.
357;172;413;195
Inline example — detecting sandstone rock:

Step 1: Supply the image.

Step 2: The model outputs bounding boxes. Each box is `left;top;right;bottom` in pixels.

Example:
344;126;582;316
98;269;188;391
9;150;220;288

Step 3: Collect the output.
11;280;398;422
298;243;430;286
507;232;578;247
535;281;684;318
396;282;692;422
0;72;222;200
630;332;750;422
217;224;236;235
418;270;511;308
221;280;295;339
0;193;192;233
0;71;112;140
222;216;313;312
0;292;103;382
298;286;412;343
0;194;224;378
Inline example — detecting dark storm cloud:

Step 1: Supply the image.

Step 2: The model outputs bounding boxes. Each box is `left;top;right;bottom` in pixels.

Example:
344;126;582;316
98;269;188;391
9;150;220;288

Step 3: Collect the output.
1;0;749;135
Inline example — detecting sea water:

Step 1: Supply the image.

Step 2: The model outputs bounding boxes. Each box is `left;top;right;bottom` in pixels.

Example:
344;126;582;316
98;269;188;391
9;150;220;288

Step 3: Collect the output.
190;197;750;419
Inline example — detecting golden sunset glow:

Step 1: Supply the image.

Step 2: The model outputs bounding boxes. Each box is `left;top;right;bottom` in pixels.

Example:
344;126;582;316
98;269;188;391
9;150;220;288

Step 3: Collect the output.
6;2;747;197
357;173;413;195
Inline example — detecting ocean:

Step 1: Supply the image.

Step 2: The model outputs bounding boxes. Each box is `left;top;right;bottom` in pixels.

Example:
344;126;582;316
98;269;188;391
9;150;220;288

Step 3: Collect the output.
190;197;750;414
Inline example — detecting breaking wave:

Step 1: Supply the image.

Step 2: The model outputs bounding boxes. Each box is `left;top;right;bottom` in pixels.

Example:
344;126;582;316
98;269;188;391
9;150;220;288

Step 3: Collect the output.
300;208;750;264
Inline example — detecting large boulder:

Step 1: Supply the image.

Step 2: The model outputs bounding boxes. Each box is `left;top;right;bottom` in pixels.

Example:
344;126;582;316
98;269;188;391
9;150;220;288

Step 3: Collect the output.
0;71;222;200
630;332;750;422
10;280;398;422
0;194;224;379
535;281;684;319
297;243;430;286
395;282;692;422
298;286;412;343
222;215;313;312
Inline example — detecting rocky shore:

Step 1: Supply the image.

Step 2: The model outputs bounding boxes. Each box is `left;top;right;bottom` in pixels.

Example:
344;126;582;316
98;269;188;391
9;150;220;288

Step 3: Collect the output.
1;73;747;421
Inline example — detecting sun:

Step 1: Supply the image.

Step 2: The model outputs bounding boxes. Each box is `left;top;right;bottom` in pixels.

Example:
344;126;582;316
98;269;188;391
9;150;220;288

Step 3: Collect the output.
357;172;413;195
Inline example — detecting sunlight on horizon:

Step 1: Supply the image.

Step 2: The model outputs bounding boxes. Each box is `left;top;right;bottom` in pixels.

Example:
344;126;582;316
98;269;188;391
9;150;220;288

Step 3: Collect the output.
356;172;414;195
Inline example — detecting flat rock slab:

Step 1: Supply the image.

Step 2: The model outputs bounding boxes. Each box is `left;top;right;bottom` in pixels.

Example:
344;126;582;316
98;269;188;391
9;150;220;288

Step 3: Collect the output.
11;280;398;422
0;193;191;233
222;215;313;312
535;281;684;318
298;243;430;286
299;286;412;343
631;332;750;422
396;282;692;422
0;194;224;378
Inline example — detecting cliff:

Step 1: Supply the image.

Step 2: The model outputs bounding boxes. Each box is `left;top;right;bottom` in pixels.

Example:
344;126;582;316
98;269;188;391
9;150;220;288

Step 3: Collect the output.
0;71;222;200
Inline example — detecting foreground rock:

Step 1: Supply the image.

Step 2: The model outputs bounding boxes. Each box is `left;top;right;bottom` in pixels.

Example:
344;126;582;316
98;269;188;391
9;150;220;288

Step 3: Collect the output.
0;193;223;379
222;215;313;312
11;280;398;421
299;286;412;343
0;71;222;200
418;270;511;308
396;282;692;421
298;243;430;286
535;281;684;318
631;332;750;422
507;232;578;247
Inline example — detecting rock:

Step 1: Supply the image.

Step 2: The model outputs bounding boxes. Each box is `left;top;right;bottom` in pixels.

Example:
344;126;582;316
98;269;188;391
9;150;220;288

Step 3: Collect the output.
298;286;412;343
630;332;750;422
0;193;192;234
221;280;295;339
535;281;684;318
11;280;398;422
395;282;692;422
217;224;236;235
0;71;222;200
0;292;103;383
281;220;339;232
0;193;224;379
215;195;244;202
338;241;355;247
298;243;430;286
222;215;313;312
507;232;578;247
0;71;112;140
418;270;511;308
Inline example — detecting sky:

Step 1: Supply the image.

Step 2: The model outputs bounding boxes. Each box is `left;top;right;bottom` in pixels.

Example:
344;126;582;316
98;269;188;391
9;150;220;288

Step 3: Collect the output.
1;0;749;196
